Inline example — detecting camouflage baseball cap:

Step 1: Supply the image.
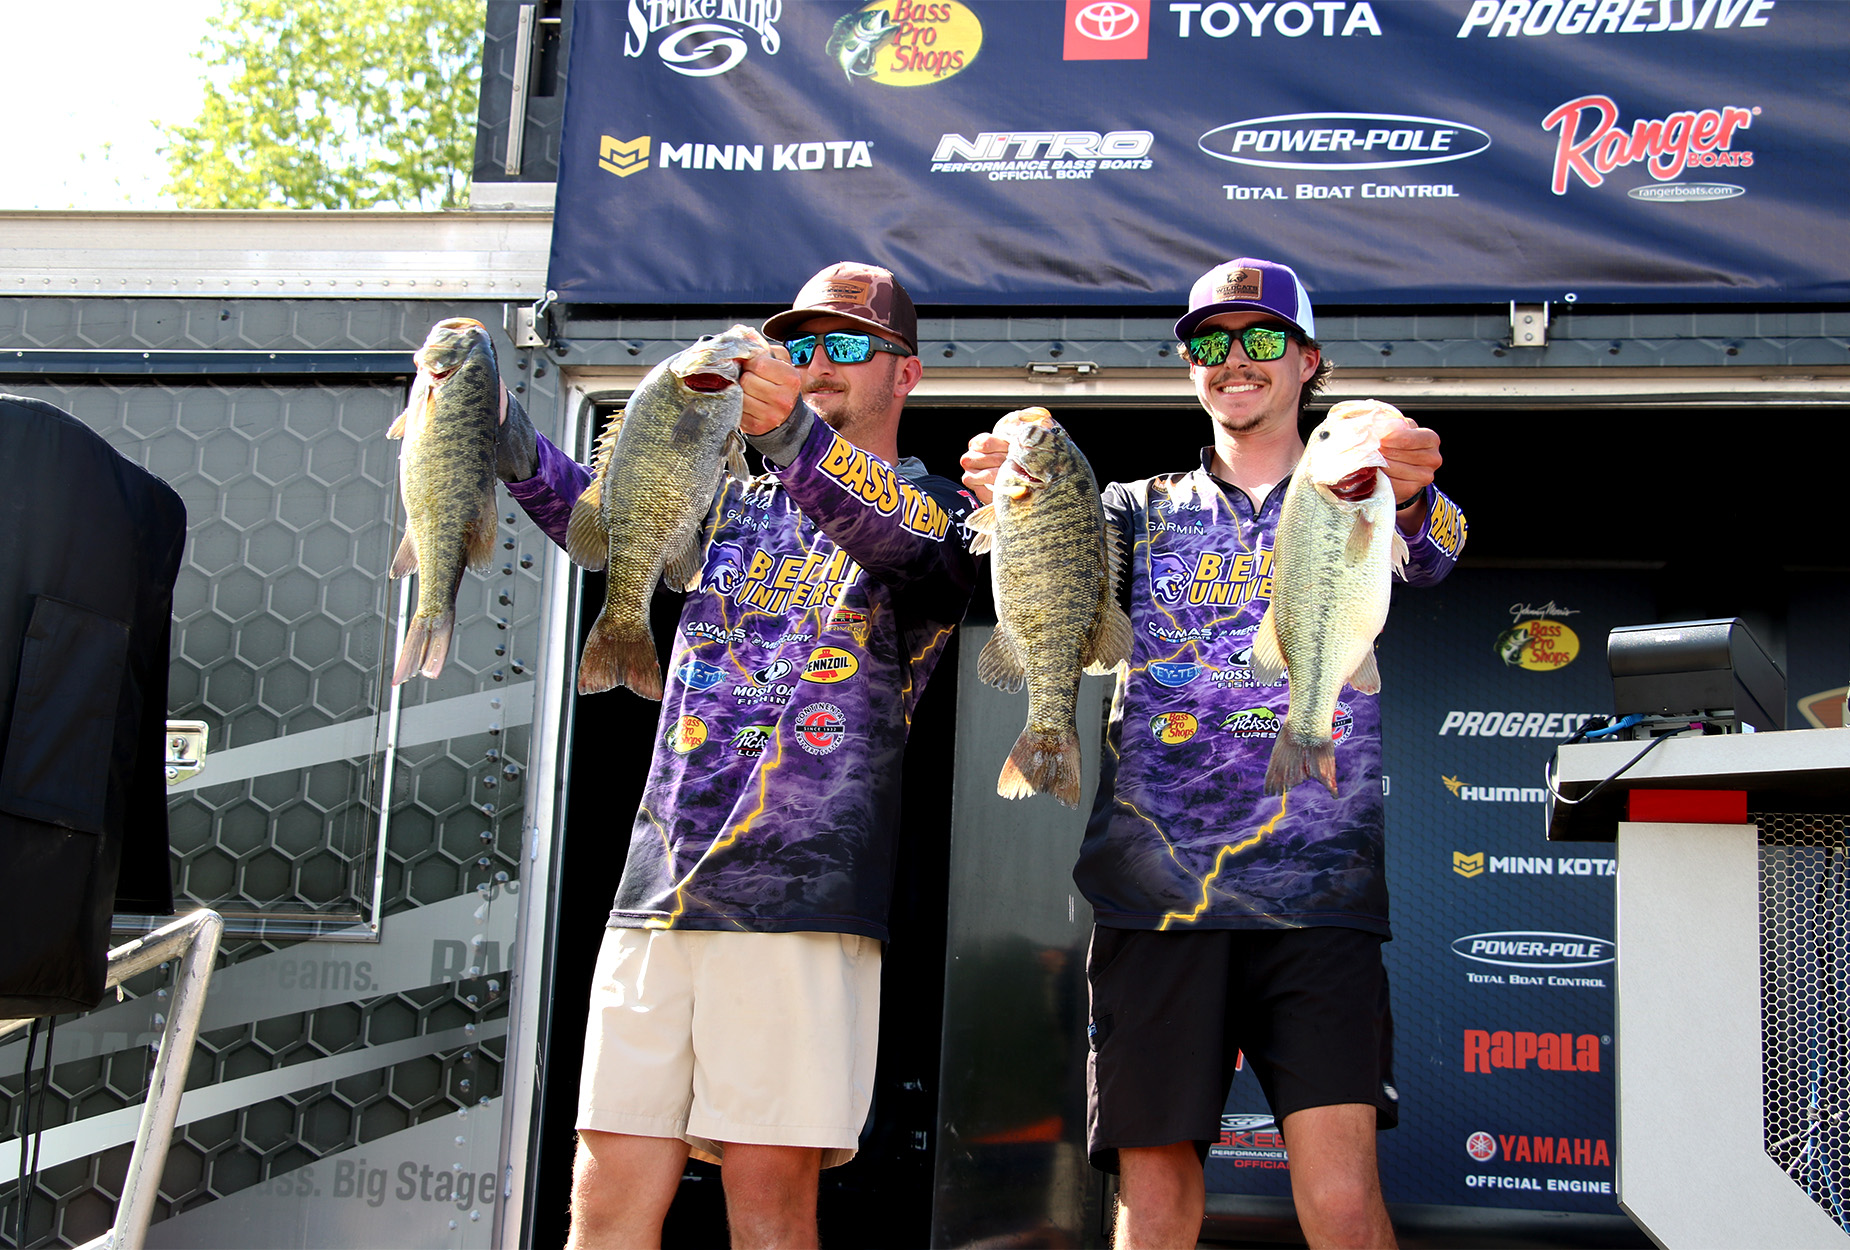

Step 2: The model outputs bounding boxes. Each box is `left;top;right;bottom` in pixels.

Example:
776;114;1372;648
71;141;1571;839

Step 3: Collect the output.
763;262;918;353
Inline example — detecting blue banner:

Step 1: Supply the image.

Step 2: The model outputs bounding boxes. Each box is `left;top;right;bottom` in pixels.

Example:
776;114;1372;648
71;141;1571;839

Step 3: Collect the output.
548;0;1847;306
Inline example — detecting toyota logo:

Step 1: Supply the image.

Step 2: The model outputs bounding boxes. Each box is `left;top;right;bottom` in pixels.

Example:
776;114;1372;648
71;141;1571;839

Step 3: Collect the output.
1075;1;1140;40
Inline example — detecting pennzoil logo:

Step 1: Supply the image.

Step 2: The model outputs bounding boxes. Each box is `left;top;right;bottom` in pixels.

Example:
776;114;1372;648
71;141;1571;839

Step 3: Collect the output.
599;135;651;177
802;646;860;684
623;0;783;78
829;1;982;85
732;724;775;759
667;716;709;754
1454;851;1486;878
796;703;848;755
1151;711;1198;744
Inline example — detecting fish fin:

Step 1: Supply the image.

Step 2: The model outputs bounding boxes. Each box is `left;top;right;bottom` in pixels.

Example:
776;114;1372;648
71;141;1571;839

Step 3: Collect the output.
965;503;995;555
590;410;625;477
1348;648;1382;695
664;530;707;593
976;627;1027;694
1392;528;1411;577
1345;512;1377;565
1083;602;1134;675
388;370;432;439
464;497;499;573
1103;515;1126;602
566;487;609;570
393;609;454;685
389;529;418;579
577;611;663;699
726;430;749;481
1248;608;1287;686
1263;731;1337;798
998;727;1083;809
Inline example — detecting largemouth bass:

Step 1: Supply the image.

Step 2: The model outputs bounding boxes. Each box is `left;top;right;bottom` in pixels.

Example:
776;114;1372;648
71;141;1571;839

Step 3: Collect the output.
386;317;503;685
967;408;1132;808
567;326;767;698
1251;399;1412;796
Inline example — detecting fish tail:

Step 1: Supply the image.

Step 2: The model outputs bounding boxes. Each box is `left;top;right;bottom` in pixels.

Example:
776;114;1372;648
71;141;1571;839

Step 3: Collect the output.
393;610;454;685
578;612;663;700
998;727;1083;810
1263;732;1337;798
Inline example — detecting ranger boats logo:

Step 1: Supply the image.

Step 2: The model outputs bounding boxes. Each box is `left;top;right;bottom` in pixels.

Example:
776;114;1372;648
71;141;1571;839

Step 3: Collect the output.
623;0;783;78
1542;95;1756;194
1199;113;1492;171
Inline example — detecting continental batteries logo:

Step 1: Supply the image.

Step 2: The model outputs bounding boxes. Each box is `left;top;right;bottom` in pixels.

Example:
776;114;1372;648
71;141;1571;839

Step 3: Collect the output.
1200;114;1491;171
622;0;783;77
796;703;847;755
1466;1130;1612;1169
930;130;1154;182
1458;0;1778;37
599;134;875;178
802;646;860;684
1453;852;1615;878
1543;95;1756;195
1464;1029;1604;1073
1452;932;1613;970
828;1;981;84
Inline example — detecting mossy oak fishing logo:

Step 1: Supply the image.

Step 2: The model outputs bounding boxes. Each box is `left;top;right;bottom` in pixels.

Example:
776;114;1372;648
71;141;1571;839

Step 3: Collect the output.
1495;601;1581;671
829;1;982;85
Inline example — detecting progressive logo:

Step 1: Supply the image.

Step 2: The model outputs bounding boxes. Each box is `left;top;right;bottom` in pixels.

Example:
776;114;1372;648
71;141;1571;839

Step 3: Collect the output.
1199;113;1492;171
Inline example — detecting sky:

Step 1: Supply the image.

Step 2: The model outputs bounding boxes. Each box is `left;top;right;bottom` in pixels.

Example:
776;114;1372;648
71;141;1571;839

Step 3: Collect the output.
2;0;219;210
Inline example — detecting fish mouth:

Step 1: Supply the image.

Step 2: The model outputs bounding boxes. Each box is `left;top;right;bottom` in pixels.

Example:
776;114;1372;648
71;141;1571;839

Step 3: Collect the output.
683;372;737;393
1329;467;1379;501
1002;456;1045;487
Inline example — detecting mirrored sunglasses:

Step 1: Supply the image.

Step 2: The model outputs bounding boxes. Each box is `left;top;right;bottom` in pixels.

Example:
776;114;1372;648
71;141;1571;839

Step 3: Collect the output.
786;331;912;366
1183;325;1292;367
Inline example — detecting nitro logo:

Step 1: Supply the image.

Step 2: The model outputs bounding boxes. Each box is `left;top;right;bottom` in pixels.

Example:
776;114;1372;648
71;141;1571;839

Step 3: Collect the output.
1543;95;1755;194
1464;1029;1603;1073
623;0;783;77
931;130;1154;180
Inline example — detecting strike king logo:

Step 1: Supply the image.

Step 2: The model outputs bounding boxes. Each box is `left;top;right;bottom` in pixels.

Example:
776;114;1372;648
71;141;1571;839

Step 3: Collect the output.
666;715;709;754
796;703;848;755
801;645;860;684
1464;1028;1605;1074
1543;95;1756;195
1200;114;1492;171
622;0;783;77
828;1;982;84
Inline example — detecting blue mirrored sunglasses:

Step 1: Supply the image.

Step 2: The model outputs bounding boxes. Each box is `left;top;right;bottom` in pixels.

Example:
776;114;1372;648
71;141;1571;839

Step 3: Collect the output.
786;331;912;366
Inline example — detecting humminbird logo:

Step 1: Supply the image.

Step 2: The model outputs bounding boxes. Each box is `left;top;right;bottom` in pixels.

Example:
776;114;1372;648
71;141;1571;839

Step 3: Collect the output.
1199;113;1492;171
1443;776;1547;804
600;135;651;177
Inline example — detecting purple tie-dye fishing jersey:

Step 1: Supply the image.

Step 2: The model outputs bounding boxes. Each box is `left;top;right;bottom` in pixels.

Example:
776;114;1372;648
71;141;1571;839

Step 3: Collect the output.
1076;450;1467;936
509;416;977;941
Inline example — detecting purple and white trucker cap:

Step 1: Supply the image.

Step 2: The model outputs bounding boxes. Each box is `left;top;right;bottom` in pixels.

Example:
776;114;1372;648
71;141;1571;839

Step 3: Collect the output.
1174;258;1316;342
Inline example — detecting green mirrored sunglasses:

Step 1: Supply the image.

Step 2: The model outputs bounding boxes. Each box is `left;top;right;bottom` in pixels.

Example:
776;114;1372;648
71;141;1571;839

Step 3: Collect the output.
1183;325;1292;366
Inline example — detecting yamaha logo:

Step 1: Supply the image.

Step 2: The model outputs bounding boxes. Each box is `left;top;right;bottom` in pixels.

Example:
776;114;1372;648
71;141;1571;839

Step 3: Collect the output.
1074;1;1140;40
1466;1131;1497;1163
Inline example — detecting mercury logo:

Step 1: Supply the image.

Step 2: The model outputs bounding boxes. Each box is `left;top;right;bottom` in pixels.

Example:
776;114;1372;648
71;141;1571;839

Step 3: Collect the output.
1199;113;1492;171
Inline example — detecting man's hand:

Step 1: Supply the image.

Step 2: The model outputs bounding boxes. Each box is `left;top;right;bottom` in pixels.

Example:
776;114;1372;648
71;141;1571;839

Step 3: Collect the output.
1379;419;1442;531
740;344;802;436
496;386;539;483
959;431;1008;506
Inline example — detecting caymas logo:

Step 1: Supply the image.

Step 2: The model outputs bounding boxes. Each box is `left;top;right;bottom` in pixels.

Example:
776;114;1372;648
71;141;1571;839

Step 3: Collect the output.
1199;114;1493;171
1542;95;1755;195
827;1;981;85
1065;0;1150;60
667;715;709;754
622;0;783;77
802;645;860;684
796;703;847;755
1151;711;1198;744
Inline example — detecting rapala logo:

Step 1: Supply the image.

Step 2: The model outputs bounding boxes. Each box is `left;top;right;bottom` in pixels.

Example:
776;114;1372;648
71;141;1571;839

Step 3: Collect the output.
1199;114;1492;171
1066;0;1150;59
1452;931;1614;970
1464;1029;1604;1073
1451;852;1616;878
1441;776;1547;804
1468;1131;1612;1168
1458;0;1778;37
1542;95;1755;194
1438;711;1597;738
622;0;783;77
930;130;1155;181
1170;1;1382;38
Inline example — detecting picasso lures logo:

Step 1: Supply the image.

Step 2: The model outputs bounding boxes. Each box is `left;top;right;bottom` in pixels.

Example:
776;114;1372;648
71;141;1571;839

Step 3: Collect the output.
623;0;783;77
1542;95;1756;194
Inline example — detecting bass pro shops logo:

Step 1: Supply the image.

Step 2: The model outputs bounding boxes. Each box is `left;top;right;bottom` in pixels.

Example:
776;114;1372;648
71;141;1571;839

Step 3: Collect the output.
829;1;982;84
623;0;783;78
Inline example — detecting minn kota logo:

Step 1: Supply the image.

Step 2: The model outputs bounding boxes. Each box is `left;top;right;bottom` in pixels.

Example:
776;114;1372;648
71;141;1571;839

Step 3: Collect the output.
1454;851;1486;878
600;135;651;178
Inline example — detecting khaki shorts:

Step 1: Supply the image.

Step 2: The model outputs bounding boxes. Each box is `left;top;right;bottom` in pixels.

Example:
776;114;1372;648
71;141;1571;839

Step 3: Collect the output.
576;926;881;1168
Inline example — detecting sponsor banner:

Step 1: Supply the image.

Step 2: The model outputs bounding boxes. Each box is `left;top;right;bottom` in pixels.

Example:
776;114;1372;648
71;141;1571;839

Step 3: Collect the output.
550;1;1848;304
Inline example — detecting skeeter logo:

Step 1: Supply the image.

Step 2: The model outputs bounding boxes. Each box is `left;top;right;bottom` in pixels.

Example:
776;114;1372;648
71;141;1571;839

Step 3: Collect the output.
1542;95;1756;194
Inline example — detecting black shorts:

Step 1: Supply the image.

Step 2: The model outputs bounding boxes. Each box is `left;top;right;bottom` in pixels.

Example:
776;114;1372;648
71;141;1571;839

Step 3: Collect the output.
1085;924;1396;1174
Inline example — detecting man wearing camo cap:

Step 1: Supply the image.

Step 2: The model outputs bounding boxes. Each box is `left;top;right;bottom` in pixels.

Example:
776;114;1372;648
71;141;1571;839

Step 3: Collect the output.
497;262;977;1247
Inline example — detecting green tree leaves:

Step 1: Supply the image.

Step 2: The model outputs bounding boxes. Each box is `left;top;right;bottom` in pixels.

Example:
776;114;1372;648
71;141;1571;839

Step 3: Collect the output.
160;0;483;210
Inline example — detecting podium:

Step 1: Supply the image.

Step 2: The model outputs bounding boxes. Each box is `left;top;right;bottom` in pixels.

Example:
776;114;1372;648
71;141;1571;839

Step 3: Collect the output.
1550;728;1850;1247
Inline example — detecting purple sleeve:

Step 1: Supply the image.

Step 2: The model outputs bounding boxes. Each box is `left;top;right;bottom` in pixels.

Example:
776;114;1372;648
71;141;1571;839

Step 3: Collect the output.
1396;485;1468;587
505;434;591;550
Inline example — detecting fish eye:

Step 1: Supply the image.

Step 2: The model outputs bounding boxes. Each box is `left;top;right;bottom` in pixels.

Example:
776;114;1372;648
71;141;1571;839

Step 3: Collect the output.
1317;429;1330;439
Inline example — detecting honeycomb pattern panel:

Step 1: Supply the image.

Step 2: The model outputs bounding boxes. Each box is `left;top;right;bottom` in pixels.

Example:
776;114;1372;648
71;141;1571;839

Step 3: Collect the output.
1761;813;1850;1233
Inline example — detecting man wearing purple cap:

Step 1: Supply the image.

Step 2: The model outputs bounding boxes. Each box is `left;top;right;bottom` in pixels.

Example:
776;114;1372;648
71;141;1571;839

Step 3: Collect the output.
964;258;1467;1249
497;262;976;1247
